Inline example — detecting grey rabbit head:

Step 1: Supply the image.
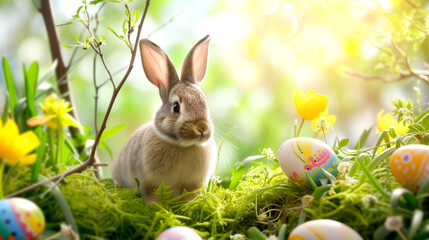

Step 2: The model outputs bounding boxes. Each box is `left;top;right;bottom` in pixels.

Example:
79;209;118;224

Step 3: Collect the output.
139;35;213;147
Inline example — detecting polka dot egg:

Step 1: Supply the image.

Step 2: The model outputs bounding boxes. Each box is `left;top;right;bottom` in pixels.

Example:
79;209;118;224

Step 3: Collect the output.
288;219;363;240
390;144;429;192
156;226;202;240
0;198;45;240
278;137;339;186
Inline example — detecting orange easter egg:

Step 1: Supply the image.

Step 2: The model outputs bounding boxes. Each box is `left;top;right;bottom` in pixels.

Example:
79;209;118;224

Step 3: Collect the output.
390;145;429;192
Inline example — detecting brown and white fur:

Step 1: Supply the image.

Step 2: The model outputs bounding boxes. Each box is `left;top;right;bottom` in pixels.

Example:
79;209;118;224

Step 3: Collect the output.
112;35;217;204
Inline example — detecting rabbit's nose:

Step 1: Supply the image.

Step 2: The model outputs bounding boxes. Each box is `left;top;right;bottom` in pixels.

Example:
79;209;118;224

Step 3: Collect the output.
195;120;211;140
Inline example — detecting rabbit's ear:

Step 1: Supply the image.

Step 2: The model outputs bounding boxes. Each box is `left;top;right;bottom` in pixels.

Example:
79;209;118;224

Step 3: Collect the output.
140;39;179;102
180;35;210;84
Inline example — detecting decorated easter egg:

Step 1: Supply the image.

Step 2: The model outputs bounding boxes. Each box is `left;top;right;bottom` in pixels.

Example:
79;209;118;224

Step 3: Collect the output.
278;137;339;186
390;144;429;192
288;219;363;240
156;226;202;240
0;198;45;240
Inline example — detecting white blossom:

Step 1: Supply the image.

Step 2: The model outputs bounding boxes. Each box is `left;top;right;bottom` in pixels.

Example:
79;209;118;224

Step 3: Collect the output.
261;148;276;160
384;215;403;231
230;234;246;240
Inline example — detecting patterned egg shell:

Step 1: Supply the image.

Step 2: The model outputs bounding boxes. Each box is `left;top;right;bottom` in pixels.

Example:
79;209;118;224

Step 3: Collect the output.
156;226;202;240
288;219;363;240
390;144;429;192
278;137;339;186
0;198;45;240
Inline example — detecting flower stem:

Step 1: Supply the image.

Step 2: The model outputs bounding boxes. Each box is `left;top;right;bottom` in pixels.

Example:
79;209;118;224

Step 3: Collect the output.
322;129;327;143
296;118;305;137
48;128;56;167
57;120;64;164
0;159;5;199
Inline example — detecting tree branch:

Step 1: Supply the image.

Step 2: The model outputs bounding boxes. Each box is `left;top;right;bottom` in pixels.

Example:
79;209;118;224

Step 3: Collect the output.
6;0;151;199
39;0;81;139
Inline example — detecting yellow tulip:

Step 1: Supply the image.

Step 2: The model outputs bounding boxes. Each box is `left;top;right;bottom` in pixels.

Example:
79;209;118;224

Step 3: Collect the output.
376;109;408;135
311;108;336;133
0;120;40;166
293;89;328;120
27;95;81;129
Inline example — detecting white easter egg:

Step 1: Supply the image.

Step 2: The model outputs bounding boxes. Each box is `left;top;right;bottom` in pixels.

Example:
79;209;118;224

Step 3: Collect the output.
156;226;202;240
278;137;339;186
390;144;429;192
288;219;363;240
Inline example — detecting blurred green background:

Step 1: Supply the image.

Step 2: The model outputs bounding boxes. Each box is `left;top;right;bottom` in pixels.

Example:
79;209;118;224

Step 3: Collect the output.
1;0;428;177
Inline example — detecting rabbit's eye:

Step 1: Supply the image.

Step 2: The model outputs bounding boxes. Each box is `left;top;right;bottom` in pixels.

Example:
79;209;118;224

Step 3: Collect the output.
173;102;180;113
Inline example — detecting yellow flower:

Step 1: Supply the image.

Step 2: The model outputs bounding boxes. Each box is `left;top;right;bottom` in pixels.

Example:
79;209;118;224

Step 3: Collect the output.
312;109;336;133
376;109;408;135
27;95;81;129
293;89;328;120
0;120;40;166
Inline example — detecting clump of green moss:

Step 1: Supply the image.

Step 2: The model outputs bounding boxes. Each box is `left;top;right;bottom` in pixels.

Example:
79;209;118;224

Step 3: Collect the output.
4;161;399;239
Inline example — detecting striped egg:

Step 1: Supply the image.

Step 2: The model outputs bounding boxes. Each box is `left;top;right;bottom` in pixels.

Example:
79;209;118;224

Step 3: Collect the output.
288;219;363;240
278;137;339;186
390;144;429;192
0;198;45;240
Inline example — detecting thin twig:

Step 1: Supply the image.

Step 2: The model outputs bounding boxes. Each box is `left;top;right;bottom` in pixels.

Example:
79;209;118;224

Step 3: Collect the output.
6;0;151;198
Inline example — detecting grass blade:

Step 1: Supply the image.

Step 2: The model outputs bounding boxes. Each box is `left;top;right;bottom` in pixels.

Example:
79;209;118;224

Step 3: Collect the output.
247;226;266;240
390;188;417;215
356;156;389;199
305;171;318;189
372;129;389;158
320;168;337;183
38;175;79;235
408;209;423;240
277;224;287;240
367;147;396;172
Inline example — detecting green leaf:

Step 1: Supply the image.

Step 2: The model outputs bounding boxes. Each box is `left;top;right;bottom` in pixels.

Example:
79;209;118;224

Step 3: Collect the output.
388;127;397;138
408;123;424;133
99;141;113;159
338;138;350;148
100;123;126;141
90;0;121;4
246;227;266;240
420;133;429;145
2;94;8;123
2;57;17;116
312;184;331;198
354;128;372;149
23;61;39;118
229;167;247;190
417;113;429;130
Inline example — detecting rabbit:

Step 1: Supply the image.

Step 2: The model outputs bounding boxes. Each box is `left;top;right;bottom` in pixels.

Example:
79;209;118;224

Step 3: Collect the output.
112;35;217;204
